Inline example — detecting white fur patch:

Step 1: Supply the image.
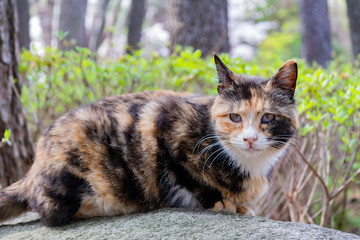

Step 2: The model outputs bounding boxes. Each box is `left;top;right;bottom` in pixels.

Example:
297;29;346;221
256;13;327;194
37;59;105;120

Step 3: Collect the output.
223;143;286;179
169;185;202;208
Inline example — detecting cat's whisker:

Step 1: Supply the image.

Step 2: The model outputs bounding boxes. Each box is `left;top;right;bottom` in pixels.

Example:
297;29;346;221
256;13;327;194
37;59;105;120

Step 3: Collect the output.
197;142;221;158
209;149;229;169
215;143;242;167
213;143;239;166
193;134;218;153
196;138;236;172
268;136;301;141
267;136;303;145
268;137;302;147
268;134;302;138
202;146;225;172
193;134;230;154
268;142;299;161
195;141;223;170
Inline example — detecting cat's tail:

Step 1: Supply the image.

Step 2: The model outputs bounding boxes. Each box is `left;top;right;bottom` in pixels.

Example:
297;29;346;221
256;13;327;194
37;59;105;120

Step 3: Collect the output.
0;178;29;223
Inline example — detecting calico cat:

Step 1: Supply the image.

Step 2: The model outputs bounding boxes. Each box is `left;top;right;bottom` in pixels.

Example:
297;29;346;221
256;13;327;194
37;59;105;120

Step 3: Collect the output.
0;55;298;226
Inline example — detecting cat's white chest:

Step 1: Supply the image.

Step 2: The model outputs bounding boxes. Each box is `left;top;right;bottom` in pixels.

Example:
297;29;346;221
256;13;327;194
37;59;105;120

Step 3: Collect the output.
226;146;286;179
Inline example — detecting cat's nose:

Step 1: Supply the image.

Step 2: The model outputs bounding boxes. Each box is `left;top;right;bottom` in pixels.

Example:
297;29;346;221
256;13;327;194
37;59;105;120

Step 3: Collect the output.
243;136;258;145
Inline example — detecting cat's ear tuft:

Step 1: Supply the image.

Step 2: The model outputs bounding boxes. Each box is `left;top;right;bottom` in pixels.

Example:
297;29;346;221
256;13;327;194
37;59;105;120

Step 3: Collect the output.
271;59;297;94
214;55;236;94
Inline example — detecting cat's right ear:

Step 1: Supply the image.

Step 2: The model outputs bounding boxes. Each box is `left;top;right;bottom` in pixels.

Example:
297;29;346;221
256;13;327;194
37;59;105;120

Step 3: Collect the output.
270;60;298;95
214;55;236;94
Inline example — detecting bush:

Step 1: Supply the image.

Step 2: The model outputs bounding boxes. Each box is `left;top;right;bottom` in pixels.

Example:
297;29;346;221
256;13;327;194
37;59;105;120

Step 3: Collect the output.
19;47;360;234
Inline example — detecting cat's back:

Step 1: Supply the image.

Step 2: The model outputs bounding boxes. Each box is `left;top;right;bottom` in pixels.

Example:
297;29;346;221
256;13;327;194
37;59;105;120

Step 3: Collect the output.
43;90;194;133
36;90;207;159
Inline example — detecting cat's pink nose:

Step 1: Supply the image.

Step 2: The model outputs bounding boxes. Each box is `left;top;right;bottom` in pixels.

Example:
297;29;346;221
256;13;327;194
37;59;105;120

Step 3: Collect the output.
243;136;258;145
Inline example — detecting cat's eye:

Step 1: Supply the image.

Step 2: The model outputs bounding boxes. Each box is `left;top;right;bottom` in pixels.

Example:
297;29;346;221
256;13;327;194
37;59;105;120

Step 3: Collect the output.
261;113;275;123
229;113;242;123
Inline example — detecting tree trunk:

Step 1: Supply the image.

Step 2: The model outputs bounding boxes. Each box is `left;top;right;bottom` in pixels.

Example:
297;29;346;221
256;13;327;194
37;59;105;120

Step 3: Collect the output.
89;0;110;52
126;0;146;53
35;0;54;46
103;0;123;57
346;0;360;59
58;0;88;50
16;0;30;50
0;0;34;188
169;0;229;57
299;0;332;67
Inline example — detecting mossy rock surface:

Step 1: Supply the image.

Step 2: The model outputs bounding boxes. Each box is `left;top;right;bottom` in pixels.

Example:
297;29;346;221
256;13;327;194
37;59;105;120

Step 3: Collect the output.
0;208;359;240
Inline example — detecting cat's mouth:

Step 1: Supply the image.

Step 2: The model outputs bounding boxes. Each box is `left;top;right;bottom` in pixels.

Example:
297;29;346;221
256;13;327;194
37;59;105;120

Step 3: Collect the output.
246;145;258;152
244;145;264;153
227;140;264;153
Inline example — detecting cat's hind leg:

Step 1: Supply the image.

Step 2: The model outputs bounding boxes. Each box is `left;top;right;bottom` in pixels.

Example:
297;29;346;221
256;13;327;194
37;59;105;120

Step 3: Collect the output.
29;167;93;226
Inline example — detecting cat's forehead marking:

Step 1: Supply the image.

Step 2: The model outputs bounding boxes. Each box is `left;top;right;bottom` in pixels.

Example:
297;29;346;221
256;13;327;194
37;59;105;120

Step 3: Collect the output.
237;89;269;114
232;76;269;101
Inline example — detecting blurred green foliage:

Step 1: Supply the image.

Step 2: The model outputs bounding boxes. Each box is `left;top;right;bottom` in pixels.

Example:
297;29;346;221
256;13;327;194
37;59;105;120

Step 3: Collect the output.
252;0;301;63
19;47;359;140
19;47;359;233
252;0;350;62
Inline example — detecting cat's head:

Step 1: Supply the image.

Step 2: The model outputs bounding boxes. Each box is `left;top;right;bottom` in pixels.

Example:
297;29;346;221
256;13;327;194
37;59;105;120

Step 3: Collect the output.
211;55;298;177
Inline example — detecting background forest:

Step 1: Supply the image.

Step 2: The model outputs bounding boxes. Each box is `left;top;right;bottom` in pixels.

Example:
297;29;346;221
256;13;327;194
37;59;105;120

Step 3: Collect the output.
0;0;359;235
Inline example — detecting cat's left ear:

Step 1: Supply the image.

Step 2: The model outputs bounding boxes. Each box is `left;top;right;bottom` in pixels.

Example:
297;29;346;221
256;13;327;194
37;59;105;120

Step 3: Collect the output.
214;55;237;94
269;60;297;95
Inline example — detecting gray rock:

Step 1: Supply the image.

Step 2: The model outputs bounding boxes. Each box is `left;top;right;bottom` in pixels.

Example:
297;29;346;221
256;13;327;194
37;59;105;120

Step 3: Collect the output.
0;208;359;240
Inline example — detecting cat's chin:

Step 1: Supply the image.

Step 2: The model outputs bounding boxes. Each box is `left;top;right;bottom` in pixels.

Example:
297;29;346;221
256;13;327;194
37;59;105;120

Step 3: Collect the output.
233;144;269;155
242;146;262;153
238;144;286;159
237;147;270;158
223;144;284;178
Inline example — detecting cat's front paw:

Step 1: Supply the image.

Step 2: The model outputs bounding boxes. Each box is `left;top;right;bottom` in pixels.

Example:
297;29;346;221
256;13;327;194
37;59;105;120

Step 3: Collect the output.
236;206;255;216
211;199;236;213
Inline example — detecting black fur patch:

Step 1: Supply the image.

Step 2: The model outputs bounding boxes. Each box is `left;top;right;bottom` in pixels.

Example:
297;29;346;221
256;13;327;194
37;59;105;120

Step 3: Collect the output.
101;106;150;209
82;105;107;142
84;120;99;142
99;98;120;111
270;89;296;105
268;117;295;148
210;146;250;192
124;103;141;147
103;139;145;206
186;103;213;140
66;149;89;172
156;97;186;132
43;124;55;137
236;83;252;100
156;113;173;132
134;95;146;101
128;103;141;119
196;188;222;209
156;137;222;209
220;78;269;101
41;167;93;226
124;103;143;165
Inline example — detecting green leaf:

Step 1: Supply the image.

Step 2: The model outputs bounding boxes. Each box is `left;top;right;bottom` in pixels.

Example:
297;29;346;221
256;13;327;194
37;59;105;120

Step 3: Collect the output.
4;129;11;141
